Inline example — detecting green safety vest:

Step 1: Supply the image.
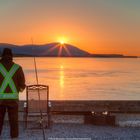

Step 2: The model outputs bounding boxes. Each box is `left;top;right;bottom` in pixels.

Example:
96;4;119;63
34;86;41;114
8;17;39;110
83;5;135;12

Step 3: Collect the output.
0;63;19;99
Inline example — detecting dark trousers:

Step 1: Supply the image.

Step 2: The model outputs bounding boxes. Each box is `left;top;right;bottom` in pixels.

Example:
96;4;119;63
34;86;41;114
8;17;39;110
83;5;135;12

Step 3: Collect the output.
0;100;18;138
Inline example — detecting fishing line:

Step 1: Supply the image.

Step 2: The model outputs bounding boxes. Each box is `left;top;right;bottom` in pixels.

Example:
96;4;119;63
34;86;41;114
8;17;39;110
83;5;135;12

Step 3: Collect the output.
31;38;46;140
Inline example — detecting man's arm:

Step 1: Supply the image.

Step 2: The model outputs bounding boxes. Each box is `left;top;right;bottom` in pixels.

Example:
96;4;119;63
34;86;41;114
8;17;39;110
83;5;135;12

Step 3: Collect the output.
17;66;26;92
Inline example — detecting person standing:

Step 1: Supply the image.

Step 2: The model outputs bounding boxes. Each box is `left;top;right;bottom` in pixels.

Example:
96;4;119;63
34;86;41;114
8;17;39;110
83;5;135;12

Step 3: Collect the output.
0;48;25;139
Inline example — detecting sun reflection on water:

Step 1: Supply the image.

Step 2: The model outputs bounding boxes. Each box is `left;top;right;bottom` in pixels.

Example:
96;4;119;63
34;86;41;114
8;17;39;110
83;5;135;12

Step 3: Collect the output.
60;71;64;88
59;65;65;97
60;65;64;87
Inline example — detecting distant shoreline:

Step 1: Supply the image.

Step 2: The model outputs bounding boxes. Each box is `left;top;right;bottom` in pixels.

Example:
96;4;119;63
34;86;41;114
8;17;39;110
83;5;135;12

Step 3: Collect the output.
11;55;138;58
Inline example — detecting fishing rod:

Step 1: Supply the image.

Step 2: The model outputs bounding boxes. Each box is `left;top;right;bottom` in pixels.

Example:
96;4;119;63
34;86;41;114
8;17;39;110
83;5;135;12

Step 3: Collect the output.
31;38;46;140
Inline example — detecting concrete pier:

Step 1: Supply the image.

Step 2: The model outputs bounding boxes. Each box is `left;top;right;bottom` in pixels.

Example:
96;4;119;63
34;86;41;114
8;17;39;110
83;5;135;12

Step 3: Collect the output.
2;100;140;139
19;100;140;113
17;100;140;127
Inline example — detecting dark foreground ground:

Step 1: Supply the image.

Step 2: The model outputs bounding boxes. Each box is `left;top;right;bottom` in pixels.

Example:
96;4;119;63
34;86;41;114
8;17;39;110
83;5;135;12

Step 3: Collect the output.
1;122;140;140
1;100;140;140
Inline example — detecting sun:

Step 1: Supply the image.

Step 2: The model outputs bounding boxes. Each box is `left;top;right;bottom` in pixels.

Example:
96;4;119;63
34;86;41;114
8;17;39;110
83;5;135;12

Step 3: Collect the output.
48;36;72;56
58;37;68;45
60;40;65;45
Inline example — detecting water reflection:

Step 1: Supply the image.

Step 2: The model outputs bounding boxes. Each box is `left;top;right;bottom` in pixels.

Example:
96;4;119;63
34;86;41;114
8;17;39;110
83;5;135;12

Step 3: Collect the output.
60;65;64;88
15;57;140;100
59;65;64;97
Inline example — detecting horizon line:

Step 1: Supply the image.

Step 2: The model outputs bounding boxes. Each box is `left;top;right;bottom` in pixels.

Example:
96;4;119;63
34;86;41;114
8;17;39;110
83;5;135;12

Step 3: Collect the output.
0;42;139;57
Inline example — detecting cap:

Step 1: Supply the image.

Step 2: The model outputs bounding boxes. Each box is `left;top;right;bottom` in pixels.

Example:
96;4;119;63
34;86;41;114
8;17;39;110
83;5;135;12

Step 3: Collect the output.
2;48;13;57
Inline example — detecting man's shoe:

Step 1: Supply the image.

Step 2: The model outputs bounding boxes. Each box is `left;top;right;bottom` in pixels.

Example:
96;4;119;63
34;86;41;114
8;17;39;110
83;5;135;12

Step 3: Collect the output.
11;136;18;140
11;138;18;140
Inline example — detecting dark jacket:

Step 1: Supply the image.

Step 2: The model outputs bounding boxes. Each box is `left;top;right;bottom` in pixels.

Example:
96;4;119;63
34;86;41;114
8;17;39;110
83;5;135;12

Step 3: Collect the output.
0;58;25;95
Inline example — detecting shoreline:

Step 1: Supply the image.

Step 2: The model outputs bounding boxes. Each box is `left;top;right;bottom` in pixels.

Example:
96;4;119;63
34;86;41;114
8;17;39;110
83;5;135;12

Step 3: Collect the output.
12;56;139;58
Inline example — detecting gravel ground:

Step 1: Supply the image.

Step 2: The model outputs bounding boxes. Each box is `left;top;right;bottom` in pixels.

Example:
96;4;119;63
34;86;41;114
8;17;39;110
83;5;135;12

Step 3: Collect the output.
0;122;140;140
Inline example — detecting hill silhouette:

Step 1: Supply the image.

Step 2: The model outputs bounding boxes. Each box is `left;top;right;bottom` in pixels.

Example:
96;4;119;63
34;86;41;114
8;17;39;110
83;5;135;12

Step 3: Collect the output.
0;43;138;58
0;42;90;57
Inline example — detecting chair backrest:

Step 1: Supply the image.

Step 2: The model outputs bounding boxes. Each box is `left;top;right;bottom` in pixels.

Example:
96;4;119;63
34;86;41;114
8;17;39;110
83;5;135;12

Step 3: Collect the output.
26;85;49;113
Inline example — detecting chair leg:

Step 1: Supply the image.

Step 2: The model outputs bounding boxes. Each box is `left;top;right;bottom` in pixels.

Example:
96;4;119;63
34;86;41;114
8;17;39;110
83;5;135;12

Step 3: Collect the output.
24;114;28;129
23;112;27;129
48;111;52;128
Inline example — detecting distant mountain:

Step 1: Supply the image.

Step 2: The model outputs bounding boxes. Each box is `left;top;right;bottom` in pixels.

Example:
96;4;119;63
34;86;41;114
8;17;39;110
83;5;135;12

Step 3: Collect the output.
0;43;138;58
0;42;90;57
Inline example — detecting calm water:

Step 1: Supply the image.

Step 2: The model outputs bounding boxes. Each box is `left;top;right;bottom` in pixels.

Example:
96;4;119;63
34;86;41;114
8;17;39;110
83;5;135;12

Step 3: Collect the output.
14;57;140;100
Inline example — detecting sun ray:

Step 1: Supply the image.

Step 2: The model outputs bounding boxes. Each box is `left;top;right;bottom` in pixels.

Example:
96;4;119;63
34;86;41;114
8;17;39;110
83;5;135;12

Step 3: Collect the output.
46;40;71;56
63;45;71;56
58;45;63;56
47;44;60;53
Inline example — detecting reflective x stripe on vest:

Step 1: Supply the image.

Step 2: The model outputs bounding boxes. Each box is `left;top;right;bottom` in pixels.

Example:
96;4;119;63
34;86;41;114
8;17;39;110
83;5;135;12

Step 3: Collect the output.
0;63;19;99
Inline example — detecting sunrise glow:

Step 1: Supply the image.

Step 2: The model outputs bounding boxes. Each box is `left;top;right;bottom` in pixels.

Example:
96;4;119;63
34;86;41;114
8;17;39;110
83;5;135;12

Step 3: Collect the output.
0;1;140;56
60;40;65;45
57;37;68;45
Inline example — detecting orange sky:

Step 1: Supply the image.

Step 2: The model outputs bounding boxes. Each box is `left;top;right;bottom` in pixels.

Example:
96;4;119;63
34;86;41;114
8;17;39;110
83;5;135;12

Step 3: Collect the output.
0;0;140;56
